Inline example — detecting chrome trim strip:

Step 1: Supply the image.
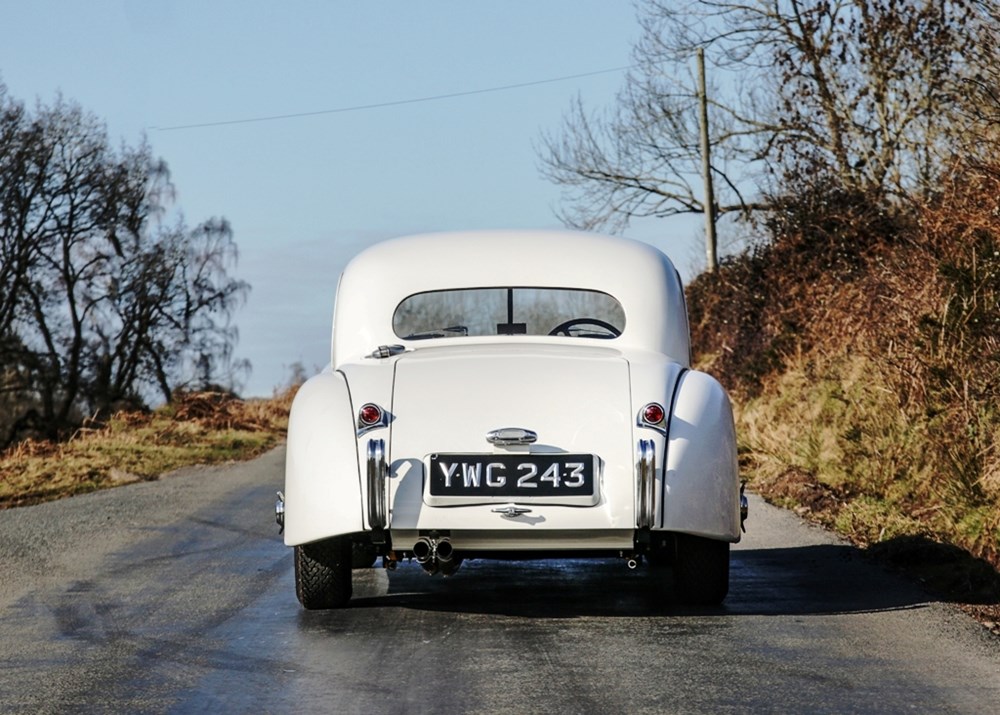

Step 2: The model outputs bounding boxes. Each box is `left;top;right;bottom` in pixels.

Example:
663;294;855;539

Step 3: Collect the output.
366;438;388;530
356;422;386;438
368;344;406;359
636;439;656;529
492;504;533;518
422;454;601;508
486;428;538;446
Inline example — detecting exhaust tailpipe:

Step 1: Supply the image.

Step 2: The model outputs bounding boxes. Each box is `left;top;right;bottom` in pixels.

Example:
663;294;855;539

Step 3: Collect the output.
412;537;434;564
413;538;439;575
435;538;463;576
435;538;455;562
411;537;462;576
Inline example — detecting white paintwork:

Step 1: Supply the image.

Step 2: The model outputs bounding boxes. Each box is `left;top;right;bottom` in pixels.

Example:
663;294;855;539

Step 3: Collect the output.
284;229;739;552
388;343;633;531
283;369;363;545
330;230;690;366
662;370;742;540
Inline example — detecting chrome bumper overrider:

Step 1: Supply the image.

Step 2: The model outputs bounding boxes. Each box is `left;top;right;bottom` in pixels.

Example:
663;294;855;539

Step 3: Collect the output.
367;438;388;531
636;439;656;529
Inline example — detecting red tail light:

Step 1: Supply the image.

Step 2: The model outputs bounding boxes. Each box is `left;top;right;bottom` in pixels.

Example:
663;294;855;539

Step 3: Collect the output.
642;403;665;425
358;403;382;426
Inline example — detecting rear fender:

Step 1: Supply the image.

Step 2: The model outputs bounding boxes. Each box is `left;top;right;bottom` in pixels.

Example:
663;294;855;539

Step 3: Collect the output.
660;370;741;541
283;369;363;546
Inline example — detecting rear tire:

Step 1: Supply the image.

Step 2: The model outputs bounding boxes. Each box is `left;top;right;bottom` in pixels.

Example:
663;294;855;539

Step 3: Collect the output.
351;541;378;569
673;533;729;605
646;544;671;568
294;537;353;609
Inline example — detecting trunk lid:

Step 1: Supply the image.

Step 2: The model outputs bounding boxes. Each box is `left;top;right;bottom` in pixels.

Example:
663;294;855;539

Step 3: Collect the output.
387;344;635;530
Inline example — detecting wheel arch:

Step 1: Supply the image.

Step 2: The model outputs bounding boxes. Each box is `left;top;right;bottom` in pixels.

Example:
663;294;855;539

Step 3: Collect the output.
660;369;741;541
284;369;364;546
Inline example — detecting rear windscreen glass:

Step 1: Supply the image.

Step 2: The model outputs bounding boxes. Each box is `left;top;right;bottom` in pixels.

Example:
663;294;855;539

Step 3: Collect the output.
393;287;625;340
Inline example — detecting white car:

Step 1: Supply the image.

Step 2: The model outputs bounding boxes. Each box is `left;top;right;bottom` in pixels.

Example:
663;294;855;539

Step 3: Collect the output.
277;230;745;609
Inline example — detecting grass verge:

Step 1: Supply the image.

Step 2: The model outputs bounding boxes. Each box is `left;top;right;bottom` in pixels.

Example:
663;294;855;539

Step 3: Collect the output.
736;352;1000;632
0;389;295;508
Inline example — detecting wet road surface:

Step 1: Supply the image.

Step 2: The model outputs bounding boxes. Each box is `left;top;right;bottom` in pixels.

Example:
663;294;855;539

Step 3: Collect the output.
1;447;999;713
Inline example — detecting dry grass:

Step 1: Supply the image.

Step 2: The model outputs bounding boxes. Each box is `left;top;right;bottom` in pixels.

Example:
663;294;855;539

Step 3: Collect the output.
688;162;1000;611
0;387;297;508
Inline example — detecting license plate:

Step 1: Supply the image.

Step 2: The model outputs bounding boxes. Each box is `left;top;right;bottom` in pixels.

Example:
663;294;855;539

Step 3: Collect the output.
428;453;595;498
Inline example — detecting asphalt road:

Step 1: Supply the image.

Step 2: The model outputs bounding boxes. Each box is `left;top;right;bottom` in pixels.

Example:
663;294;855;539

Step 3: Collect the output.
1;447;999;714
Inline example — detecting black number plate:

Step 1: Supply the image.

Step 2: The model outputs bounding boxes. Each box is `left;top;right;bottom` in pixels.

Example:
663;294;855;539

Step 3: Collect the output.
428;453;595;498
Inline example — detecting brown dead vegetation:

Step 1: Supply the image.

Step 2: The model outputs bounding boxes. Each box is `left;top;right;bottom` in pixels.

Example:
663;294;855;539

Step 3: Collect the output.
689;162;1000;616
0;387;297;509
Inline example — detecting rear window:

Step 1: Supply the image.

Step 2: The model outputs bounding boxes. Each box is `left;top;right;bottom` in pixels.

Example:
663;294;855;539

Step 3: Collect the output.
393;287;625;340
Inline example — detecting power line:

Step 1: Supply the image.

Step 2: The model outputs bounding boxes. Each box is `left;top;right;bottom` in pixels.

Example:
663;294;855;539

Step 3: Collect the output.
150;65;634;132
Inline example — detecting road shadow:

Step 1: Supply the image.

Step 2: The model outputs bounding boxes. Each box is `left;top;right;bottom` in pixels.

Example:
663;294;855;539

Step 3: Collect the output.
866;534;1000;606
299;541;960;621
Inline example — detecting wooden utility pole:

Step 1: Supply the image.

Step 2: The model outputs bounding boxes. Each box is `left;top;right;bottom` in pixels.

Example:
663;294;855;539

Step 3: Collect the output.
697;47;718;272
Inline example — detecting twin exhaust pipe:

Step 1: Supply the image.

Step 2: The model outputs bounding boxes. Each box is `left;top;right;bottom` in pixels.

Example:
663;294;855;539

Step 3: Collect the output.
412;536;461;576
413;537;640;574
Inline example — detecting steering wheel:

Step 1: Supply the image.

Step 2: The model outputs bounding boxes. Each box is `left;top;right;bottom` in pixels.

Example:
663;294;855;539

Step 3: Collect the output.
548;318;621;338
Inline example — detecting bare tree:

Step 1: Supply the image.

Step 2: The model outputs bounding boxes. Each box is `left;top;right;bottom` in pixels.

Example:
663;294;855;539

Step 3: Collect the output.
538;0;999;233
962;5;1000;178
0;86;249;444
85;216;249;412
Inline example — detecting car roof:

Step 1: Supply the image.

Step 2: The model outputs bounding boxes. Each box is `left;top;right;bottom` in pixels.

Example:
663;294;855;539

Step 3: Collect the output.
331;230;690;365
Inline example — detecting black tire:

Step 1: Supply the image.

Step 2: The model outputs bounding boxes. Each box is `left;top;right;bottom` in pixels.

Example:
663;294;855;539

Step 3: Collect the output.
351;541;378;569
646;534;673;568
646;545;671;568
294;537;353;609
673;533;729;605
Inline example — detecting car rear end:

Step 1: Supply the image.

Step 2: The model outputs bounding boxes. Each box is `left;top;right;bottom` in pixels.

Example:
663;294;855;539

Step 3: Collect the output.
382;343;638;569
281;230;741;609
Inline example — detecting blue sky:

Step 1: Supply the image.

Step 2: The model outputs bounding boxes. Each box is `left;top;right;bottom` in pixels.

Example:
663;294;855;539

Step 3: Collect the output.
0;1;705;396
